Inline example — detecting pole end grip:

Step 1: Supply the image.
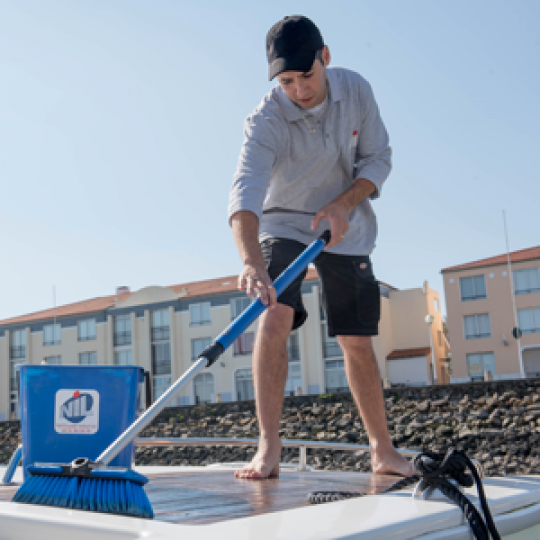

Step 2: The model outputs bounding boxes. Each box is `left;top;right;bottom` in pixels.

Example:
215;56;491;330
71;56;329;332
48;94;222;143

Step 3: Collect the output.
199;342;225;367
320;230;331;245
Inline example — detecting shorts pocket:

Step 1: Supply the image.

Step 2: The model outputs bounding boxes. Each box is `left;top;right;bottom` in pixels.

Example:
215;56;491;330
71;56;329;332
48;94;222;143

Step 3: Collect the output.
351;260;380;327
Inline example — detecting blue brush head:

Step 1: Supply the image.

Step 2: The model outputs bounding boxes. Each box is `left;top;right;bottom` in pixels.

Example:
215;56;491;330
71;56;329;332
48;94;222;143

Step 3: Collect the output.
12;458;153;519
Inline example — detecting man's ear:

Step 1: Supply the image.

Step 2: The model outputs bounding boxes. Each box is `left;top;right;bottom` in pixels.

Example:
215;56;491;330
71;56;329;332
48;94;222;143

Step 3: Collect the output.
322;45;331;67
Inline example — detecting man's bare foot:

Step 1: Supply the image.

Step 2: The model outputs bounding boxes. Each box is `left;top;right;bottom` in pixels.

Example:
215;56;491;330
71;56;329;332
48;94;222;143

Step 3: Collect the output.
234;439;282;479
371;447;415;477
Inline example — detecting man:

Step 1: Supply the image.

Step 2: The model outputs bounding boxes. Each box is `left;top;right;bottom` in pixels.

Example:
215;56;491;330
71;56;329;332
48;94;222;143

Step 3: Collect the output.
228;15;413;479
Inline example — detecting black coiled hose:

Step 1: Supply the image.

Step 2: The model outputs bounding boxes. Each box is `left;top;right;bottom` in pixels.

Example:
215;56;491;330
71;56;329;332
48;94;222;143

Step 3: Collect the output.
307;448;501;540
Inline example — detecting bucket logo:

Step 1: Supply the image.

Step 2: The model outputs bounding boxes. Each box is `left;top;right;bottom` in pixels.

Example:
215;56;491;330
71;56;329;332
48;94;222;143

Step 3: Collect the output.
55;389;99;434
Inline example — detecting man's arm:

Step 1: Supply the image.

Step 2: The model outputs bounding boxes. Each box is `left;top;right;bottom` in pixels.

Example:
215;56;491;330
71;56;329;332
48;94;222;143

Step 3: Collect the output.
311;178;376;249
231;210;277;307
353;80;392;201
229;106;283;306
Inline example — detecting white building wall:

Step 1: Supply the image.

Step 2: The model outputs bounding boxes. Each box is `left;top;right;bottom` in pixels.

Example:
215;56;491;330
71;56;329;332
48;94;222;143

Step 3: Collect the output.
0;281;446;419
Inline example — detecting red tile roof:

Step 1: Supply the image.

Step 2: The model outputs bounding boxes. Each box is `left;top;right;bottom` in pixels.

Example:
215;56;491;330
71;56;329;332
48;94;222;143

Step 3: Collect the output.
0;266;395;328
441;246;540;273
0;268;323;327
387;347;431;360
0;297;118;327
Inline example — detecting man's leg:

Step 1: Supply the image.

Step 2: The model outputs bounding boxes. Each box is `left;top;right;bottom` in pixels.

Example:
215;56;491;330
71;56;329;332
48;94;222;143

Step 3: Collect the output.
338;334;414;476
235;303;294;479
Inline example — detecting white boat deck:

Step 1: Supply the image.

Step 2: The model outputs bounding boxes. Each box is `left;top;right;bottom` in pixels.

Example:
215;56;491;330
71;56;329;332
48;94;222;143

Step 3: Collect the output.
2;464;540;539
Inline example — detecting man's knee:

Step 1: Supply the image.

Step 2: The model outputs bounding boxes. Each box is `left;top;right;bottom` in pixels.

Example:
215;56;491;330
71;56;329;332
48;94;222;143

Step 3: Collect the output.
258;304;295;341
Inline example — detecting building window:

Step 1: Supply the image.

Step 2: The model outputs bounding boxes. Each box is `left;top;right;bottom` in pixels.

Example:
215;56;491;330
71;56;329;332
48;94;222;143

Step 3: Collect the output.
43;324;61;346
10;391;19;420
460;276;487;302
231;297;251;319
192;337;212;361
44;355;61;365
467;352;496;382
514;268;540;295
325;359;348;393
10;330;26;359
114;315;131;346
151;309;171;401
518;308;540;334
234;332;254;356
114;350;132;365
79;352;97;365
151;309;170;341
78;319;96;341
235;368;254;401
285;362;302;397
194;373;214;404
434;298;440;312
153;375;172;401
319;289;326;321
152;342;171;374
10;360;23;391
322;331;342;358
463;314;491;340
288;331;300;361
190;302;211;326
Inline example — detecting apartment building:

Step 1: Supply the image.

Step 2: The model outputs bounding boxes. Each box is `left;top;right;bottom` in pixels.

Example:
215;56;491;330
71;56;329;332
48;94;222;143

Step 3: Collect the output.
442;246;540;382
0;270;449;420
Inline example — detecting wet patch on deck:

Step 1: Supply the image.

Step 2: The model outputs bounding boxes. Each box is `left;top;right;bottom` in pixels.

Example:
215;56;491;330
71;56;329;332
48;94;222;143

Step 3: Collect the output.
146;469;399;524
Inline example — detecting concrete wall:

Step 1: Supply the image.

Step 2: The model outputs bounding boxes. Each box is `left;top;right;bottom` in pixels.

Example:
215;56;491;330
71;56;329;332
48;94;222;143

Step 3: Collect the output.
387;283;448;383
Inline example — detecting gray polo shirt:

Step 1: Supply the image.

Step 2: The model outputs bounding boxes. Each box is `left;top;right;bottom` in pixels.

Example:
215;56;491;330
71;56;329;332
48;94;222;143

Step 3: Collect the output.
228;66;391;256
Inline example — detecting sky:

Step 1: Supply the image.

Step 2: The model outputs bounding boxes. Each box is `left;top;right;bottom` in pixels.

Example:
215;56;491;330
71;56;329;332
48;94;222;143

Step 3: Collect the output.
1;0;539;322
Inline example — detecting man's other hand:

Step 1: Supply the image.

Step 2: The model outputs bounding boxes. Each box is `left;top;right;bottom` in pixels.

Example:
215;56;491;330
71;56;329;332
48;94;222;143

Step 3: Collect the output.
311;201;349;249
238;264;277;307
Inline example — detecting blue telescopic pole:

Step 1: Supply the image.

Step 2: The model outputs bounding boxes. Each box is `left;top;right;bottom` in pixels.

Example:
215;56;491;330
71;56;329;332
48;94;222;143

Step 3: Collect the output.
95;231;331;465
210;230;330;355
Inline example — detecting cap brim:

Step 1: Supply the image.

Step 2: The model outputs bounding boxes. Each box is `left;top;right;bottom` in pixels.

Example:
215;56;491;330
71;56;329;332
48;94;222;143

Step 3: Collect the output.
268;50;317;81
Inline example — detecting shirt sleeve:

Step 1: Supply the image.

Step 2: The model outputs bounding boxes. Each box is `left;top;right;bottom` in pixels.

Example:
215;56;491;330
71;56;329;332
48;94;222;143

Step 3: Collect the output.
354;82;392;200
228;110;282;225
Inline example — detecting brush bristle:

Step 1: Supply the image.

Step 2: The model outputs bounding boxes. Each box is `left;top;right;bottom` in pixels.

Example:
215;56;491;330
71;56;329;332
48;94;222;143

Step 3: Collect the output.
12;474;153;519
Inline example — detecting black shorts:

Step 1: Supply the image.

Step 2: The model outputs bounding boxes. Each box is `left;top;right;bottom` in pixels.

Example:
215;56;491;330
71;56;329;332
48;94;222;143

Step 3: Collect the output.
261;237;381;337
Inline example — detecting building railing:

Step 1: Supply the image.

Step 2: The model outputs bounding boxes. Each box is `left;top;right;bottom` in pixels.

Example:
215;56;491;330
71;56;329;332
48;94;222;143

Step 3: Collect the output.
323;342;342;358
190;319;211;326
114;331;132;346
465;333;491;340
135;436;485;478
288;346;300;361
151;327;170;342
135;437;417;472
10;346;25;360
461;294;487;301
326;386;349;393
78;334;96;342
515;286;540;295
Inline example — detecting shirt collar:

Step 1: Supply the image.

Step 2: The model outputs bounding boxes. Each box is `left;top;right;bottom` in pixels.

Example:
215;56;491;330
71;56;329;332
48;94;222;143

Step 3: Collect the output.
278;67;342;123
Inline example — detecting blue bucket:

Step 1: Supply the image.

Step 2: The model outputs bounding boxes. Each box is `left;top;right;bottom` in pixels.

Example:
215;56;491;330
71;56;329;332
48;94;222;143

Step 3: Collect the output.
19;365;145;479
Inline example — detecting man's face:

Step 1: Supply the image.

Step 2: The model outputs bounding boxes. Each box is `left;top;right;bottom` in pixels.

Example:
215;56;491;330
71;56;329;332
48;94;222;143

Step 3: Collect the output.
277;54;327;109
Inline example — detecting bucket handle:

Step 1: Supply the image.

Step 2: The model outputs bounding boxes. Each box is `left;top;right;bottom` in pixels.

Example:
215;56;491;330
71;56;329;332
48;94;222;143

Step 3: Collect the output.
144;371;151;410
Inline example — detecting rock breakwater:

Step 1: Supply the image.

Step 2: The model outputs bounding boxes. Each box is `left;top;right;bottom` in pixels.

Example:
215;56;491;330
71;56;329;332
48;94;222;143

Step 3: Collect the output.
2;379;540;477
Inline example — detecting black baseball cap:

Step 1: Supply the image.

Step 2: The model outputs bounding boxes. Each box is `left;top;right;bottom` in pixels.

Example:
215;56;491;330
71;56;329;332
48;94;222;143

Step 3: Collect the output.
266;16;324;81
